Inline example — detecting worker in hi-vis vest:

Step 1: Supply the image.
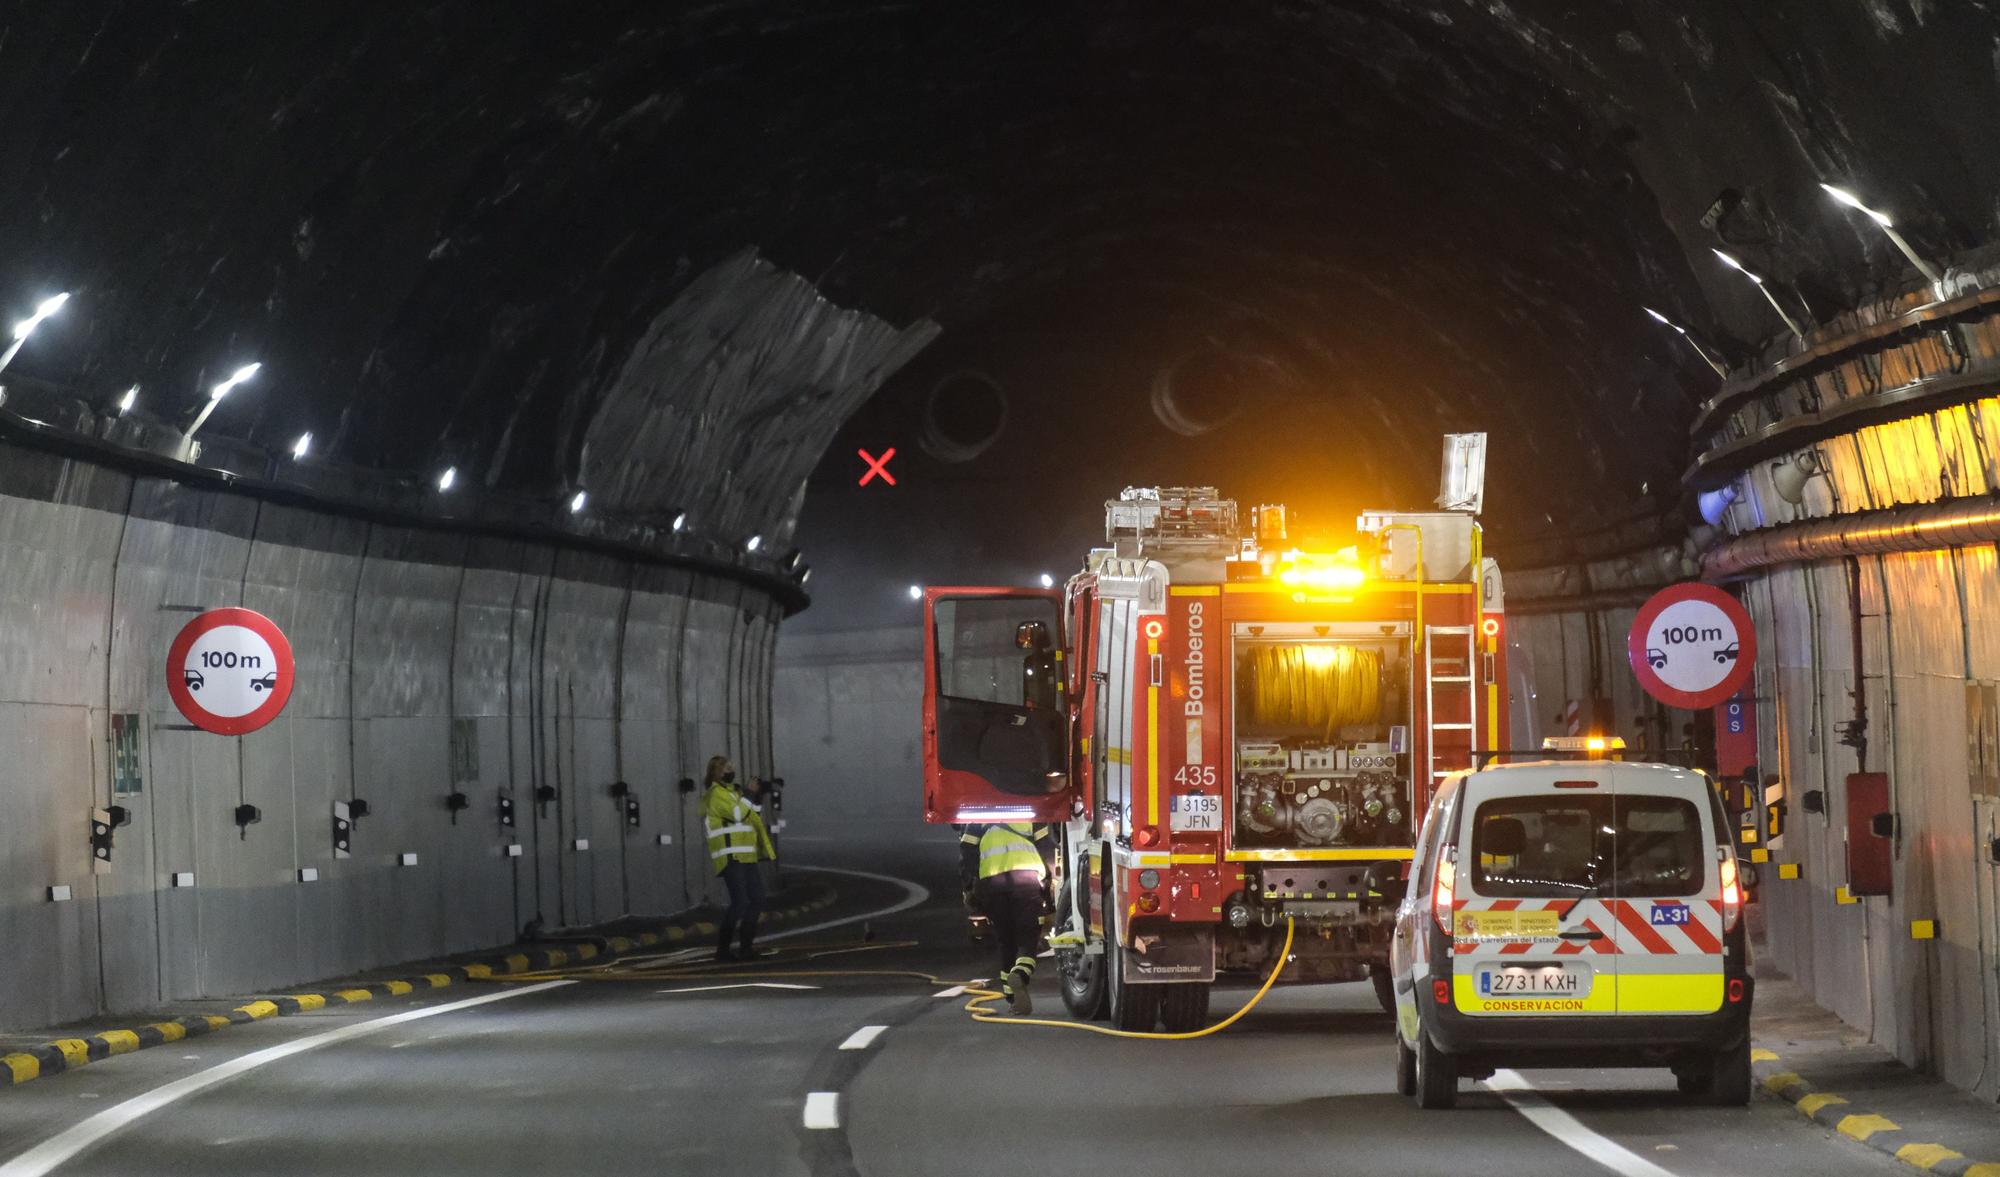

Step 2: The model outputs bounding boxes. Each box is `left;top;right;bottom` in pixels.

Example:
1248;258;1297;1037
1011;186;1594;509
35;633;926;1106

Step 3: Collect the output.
704;755;776;961
959;821;1054;1013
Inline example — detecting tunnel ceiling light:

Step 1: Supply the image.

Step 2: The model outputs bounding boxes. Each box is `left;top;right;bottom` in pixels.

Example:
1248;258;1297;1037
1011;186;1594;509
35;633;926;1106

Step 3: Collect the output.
907;585;922;600
1039;572;1055;588
1820;182;1944;285
0;291;70;374
1711;250;1807;341
671;510;687;532
746;534;762;553
569;490;587;513
185;361;262;439
799;567;812;586
291;431;311;459
1640;306;1727;377
783;549;802;572
11;292;68;341
437;466;457;492
117;385;138;415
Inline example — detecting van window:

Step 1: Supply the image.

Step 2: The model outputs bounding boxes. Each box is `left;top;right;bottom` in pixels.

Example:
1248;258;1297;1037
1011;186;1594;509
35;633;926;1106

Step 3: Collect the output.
1468;794;1706;899
1470;798;1604;898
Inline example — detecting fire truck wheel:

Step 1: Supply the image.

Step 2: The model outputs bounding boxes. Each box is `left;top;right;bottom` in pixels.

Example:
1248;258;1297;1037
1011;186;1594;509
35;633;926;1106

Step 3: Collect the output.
1370;966;1395;1014
1160;981;1211;1032
1107;938;1163;1032
1412;1030;1458;1109
1056;865;1109;1019
1395;1035;1417;1097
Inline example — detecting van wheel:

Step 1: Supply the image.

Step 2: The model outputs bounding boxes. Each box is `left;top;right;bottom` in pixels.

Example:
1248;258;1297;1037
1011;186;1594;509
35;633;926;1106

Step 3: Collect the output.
1370;965;1396;1014
1413;1031;1458;1109
1395;1035;1418;1096
1708;1036;1751;1107
1161;981;1211;1032
1107;937;1163;1031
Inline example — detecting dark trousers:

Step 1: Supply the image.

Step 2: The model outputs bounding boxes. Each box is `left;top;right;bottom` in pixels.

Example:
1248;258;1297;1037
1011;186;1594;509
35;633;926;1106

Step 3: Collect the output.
976;870;1044;984
718;860;766;953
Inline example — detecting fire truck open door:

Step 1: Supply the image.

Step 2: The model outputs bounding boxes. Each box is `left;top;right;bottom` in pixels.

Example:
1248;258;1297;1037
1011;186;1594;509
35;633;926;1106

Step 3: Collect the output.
922;586;1073;824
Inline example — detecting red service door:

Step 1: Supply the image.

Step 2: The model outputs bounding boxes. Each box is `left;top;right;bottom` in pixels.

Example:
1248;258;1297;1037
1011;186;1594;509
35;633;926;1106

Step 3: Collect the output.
922;586;1075;824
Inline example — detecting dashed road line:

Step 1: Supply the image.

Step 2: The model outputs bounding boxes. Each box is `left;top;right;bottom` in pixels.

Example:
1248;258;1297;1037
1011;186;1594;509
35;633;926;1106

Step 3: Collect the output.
838;1026;888;1051
1485;1071;1680;1177
803;1092;841;1130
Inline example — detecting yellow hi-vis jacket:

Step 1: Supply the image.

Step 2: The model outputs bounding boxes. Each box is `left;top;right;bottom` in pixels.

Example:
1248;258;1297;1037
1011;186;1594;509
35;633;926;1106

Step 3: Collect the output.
704;782;775;874
972;823;1047;881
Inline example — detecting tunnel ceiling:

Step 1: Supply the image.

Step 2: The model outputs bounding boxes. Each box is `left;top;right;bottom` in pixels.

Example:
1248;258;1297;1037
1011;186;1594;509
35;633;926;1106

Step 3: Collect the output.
5;2;1999;616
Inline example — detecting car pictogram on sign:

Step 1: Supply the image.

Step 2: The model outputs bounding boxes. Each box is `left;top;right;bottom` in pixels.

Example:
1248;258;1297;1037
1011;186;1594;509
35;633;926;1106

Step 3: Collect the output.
184;669;205;691
250;672;279;692
1714;641;1739;664
1646;647;1667;670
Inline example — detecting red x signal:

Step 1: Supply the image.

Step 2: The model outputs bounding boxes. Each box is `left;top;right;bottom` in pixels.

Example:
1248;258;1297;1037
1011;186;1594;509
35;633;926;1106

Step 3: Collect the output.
858;447;897;487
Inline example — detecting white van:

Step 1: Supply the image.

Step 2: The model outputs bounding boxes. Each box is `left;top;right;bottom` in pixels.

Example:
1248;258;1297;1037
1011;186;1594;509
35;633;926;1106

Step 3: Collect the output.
1387;759;1752;1108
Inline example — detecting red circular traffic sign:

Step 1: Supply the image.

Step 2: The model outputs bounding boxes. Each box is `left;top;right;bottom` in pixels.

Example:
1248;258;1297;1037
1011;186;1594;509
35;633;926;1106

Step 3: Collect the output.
1627;583;1755;710
165;608;296;735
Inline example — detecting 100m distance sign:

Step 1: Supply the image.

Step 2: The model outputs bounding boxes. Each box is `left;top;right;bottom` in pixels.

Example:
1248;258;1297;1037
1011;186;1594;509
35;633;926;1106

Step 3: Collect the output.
166;608;296;735
1626;583;1755;710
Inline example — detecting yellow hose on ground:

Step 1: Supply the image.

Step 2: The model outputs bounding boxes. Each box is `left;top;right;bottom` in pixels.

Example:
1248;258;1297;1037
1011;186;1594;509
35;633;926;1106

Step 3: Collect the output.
959;917;1295;1040
485;924;1299;1042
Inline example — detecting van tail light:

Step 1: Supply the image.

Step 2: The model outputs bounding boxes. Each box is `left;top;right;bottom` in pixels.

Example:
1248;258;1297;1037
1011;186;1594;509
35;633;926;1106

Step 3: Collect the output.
1727;977;1745;1004
1431;854;1456;936
1719;855;1743;932
1433;978;1451;1005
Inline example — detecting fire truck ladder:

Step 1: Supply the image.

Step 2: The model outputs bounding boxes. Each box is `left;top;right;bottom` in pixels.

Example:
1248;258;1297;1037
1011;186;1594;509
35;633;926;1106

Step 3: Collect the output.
1425;625;1478;782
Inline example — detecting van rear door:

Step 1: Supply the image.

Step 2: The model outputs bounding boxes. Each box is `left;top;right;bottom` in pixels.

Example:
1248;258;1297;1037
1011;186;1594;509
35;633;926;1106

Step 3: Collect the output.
1605;767;1726;1014
1449;770;1620;1016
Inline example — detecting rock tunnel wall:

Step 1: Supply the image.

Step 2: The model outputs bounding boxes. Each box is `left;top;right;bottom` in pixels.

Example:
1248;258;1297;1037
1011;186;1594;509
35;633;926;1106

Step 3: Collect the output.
0;442;783;1033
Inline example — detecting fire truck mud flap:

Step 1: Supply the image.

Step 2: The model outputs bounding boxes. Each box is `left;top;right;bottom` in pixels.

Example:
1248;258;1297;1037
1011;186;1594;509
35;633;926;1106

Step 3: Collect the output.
1123;927;1216;983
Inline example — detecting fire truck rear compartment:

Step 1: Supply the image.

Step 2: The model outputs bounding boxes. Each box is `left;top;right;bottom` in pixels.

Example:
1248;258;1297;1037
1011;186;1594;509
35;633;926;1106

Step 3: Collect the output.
1231;636;1414;851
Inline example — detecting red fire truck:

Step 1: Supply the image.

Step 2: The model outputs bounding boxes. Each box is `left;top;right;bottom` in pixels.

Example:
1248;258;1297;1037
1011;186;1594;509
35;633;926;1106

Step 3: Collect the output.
922;485;1509;1031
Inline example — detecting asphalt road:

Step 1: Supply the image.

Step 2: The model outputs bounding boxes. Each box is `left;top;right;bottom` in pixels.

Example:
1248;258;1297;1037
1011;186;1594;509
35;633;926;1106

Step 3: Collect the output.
0;825;1907;1177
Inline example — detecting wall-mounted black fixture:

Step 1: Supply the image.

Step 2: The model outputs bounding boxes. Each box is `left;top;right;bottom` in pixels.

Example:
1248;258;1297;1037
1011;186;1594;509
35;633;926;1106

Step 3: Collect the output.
534;784;557;816
89;806;129;863
333;800;355;858
1801;790;1826;814
234;803;262;838
1869;812;1899;839
676;777;696;795
446;790;470;824
498;793;516;829
1990;837;2000;865
348;798;371;820
608;782;641;829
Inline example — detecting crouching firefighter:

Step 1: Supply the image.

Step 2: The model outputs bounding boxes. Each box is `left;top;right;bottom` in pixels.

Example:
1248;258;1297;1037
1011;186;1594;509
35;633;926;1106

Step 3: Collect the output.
704;755;776;962
960;821;1053;1014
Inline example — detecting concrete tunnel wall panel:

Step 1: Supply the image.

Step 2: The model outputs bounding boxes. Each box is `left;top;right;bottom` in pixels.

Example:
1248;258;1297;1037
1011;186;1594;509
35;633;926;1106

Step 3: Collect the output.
0;456;785;1033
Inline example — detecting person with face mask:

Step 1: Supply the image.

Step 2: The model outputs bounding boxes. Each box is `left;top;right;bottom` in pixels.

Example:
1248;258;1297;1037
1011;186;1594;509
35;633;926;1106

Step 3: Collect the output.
703;754;776;961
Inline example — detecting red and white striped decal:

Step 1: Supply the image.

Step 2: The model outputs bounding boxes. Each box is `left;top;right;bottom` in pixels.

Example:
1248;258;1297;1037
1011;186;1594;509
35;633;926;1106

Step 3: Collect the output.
1605;898;1725;956
1451;898;1620;957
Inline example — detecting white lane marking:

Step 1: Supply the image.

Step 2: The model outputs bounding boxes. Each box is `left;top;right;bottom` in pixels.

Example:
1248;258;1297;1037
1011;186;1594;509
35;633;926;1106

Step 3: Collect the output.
839;1025;888;1051
764;865;930;942
1484;1071;1680;1177
803;1092;841;1130
654;982;821;994
0;980;573;1177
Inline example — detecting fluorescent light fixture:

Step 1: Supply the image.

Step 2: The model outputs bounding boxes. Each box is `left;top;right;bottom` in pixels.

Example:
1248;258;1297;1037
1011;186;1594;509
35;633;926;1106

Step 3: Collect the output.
1712;249;1760;283
1821;183;1891;226
907;585;922;600
11;291;68;341
569;490;587;513
671;510;687;532
800;567;812;585
211;362;260;400
1712;250;1806;339
117;385;138;414
1039;572;1055;588
291;431;311;459
437;466;457;491
746;534;762;552
1820;182;1944;284
1640;307;1728;377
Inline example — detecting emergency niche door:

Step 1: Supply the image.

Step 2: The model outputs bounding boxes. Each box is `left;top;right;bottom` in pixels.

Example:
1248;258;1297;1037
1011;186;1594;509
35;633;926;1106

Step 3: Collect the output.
1451;774;1621;1016
1603;772;1727;1015
921;587;1072;824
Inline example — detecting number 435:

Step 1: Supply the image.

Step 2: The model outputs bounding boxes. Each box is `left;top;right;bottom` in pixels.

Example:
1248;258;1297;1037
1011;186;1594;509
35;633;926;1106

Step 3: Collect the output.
1173;765;1217;787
